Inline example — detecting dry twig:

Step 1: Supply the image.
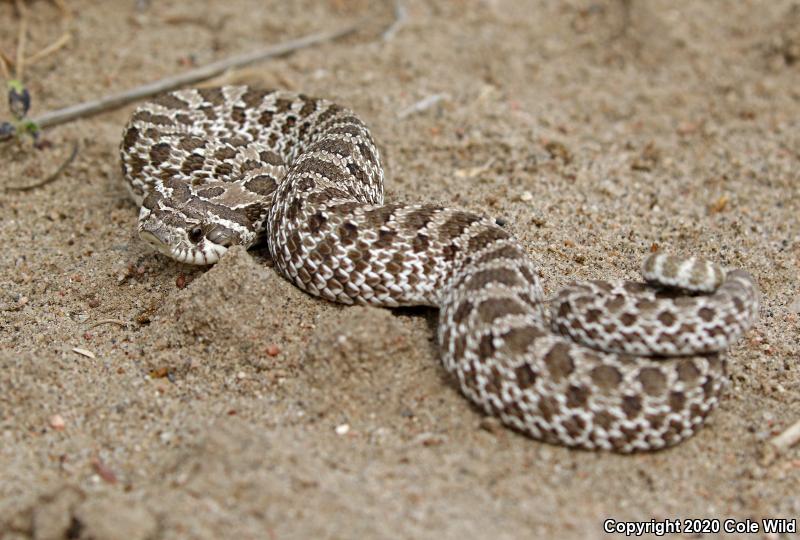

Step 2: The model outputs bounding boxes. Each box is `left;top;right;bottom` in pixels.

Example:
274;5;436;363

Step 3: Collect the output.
761;418;800;465
14;0;28;81
769;419;800;453
397;93;449;119
24;31;71;66
32;22;361;129
382;0;407;41
5;140;78;192
0;52;9;80
86;318;129;330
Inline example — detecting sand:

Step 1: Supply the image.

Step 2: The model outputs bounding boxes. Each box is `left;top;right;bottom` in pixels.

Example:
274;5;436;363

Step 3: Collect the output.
1;0;798;538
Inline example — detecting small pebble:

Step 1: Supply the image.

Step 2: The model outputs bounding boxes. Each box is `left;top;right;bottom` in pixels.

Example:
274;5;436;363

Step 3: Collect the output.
519;191;533;202
266;344;280;356
335;423;350;435
236;371;246;379
149;367;169;379
49;414;66;431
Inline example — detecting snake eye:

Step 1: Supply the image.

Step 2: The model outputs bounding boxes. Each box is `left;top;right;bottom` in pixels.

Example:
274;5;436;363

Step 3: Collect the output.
188;226;203;243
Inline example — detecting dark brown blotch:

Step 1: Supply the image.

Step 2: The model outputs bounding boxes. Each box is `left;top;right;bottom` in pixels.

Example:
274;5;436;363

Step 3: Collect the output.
327;124;362;138
467;226;511;252
412;234;430;253
566;384;590;408
122;127;139;151
200;106;217;121
590;364;622;391
322;137;355;158
439;212;481;239
478;334;495;358
244;175;278;196
180;153;206;175
299;97;318;118
358;142;375;164
242;159;262;172
375;228;397;248
295;157;346;183
231;107;247;125
242;88;270;108
338;222;358;245
307;212;327;233
499;326;545;356
698;307;716;322
594;411;616;430
149;143;172;166
244;202;268;225
622;394;642;419
623;281;647;294
259;110;274;127
543;342;575;380
452;299;473;325
198;87;225;106
214;163;234;178
132;110;172;126
562;414;587;438
197;186;224;198
213;146;237;161
515;363;538;389
153;93;189;109
464;268;522;291
537;395;558;422
676;359;701;383
477;297;525;324
657;311;676;327
347;162;368;186
668;391;686;413
275;98;293;113
638;367;666;396
259;150;283;166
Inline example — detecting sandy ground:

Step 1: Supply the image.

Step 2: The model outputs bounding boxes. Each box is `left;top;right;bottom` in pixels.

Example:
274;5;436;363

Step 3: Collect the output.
1;0;799;538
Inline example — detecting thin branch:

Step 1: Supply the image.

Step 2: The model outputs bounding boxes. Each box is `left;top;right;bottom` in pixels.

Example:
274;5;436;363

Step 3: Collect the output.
381;0;407;41
5;140;78;192
25;32;71;66
761;417;800;466
31;22;361;129
769;418;800;453
0;52;9;80
86;318;129;330
14;1;27;81
397;93;449;119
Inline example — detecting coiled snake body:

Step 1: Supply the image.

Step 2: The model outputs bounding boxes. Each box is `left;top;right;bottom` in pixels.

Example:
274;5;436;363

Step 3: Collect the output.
121;86;759;452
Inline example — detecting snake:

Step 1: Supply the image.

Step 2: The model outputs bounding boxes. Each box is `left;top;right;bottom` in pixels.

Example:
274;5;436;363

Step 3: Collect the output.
120;86;759;452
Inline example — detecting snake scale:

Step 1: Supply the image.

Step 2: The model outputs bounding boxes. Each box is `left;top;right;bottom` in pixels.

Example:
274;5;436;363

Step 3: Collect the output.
120;86;759;452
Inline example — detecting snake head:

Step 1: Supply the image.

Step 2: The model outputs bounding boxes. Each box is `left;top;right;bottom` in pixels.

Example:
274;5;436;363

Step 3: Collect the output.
137;180;264;265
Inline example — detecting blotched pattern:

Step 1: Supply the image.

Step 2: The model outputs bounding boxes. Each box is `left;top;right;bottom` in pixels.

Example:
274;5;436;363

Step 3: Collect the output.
120;86;759;452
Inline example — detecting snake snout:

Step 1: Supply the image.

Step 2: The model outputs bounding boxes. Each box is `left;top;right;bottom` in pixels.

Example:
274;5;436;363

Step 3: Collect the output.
138;216;172;250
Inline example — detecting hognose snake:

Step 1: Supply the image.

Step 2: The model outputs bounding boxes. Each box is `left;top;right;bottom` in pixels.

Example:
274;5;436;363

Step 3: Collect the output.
120;86;759;452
